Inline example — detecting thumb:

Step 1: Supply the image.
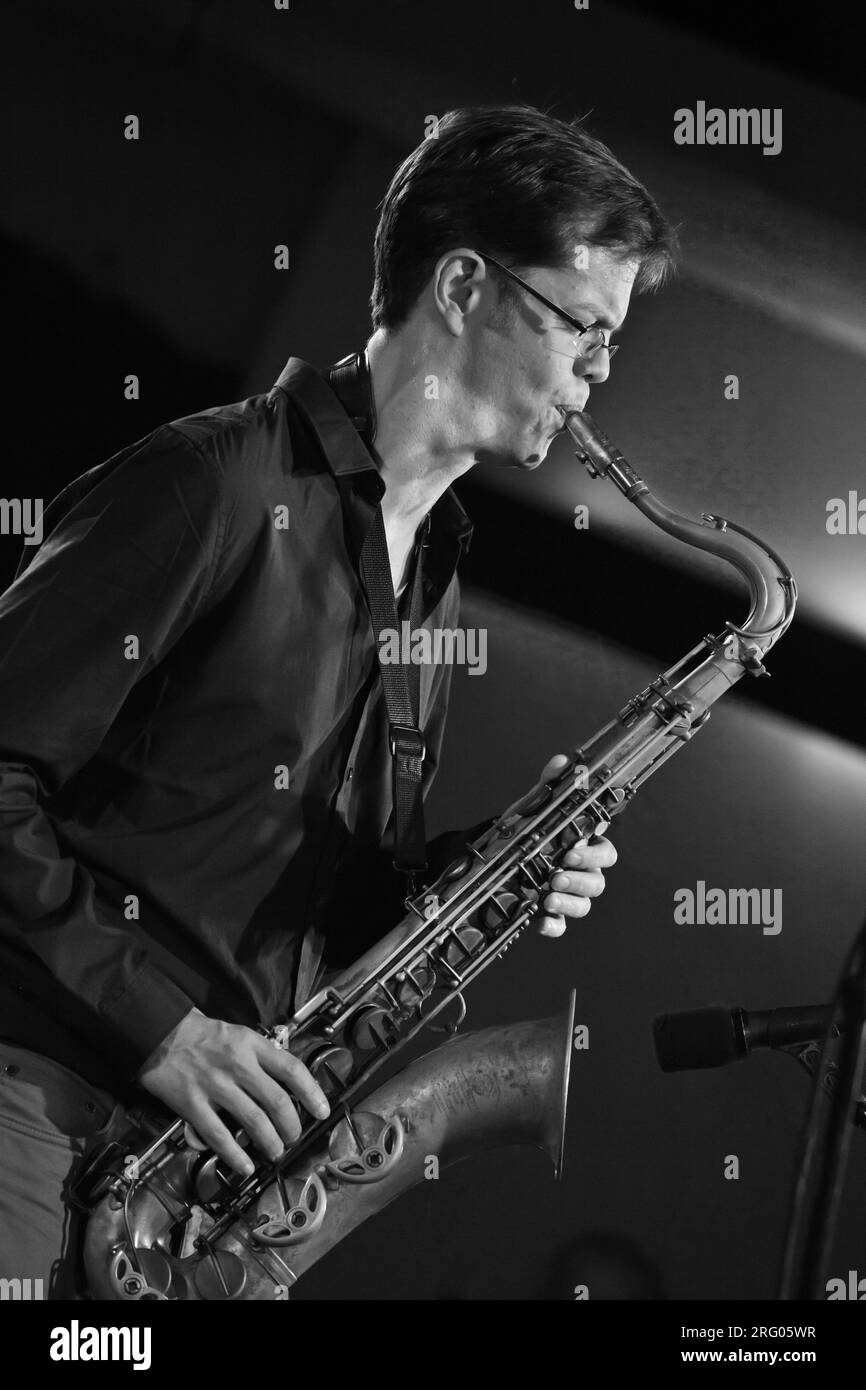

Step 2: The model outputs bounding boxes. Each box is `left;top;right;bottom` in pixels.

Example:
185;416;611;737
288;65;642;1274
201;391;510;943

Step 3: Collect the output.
537;752;570;784
506;753;570;818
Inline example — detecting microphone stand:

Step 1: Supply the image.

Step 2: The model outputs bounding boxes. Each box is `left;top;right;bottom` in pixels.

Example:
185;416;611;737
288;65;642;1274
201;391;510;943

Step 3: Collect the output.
778;1039;866;1133
778;918;866;1300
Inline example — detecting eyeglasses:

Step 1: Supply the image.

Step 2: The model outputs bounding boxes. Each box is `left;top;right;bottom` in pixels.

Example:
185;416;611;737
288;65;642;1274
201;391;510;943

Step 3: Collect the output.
479;252;619;360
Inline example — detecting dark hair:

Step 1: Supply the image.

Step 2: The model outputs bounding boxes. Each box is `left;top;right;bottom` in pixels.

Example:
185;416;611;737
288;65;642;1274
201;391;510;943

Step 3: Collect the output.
371;104;677;330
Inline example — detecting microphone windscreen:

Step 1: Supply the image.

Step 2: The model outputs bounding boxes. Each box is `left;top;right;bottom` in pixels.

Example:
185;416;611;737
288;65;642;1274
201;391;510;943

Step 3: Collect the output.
653;1007;742;1072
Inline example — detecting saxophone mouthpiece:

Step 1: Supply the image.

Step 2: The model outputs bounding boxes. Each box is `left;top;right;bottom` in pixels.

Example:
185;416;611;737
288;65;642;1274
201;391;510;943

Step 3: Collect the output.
560;406;603;449
560;407;646;495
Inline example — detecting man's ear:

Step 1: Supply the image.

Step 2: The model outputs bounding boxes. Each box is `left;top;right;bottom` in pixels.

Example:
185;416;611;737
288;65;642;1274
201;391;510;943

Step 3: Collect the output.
432;249;487;336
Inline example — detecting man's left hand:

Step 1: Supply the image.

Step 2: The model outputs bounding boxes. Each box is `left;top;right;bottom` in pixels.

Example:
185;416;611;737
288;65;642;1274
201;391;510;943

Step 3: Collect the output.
503;753;618;938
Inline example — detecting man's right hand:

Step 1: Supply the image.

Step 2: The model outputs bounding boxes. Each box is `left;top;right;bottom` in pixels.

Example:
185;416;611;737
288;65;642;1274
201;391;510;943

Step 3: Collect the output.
137;1007;330;1178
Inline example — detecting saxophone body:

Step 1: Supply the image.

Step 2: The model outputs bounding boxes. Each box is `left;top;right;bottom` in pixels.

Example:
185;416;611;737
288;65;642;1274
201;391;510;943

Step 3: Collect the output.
80;410;796;1300
83;1009;574;1300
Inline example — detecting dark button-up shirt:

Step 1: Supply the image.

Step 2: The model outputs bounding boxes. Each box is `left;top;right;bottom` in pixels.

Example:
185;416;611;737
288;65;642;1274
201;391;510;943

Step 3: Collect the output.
0;357;473;1095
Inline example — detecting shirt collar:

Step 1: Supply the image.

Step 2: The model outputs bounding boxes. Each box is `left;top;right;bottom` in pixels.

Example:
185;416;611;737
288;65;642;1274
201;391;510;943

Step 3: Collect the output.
271;356;473;553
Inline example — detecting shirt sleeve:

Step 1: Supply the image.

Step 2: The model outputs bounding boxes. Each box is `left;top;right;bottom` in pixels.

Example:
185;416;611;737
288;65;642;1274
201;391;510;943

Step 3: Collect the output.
0;429;235;1067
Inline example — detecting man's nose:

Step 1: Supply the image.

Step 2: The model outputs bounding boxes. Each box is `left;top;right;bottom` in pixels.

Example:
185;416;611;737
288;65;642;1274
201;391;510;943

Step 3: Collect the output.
574;351;611;386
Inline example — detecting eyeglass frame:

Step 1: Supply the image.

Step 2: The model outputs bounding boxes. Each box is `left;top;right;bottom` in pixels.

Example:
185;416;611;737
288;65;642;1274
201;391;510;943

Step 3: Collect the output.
477;251;619;359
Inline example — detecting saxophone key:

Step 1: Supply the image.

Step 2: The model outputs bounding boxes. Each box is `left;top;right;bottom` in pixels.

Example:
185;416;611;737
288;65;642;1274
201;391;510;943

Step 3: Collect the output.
443;924;485;966
395;958;435;1006
325;1111;406;1184
306;1045;355;1096
192;1248;247;1301
481;891;520;929
251;1172;327;1247
347;1005;399;1052
441;853;473;881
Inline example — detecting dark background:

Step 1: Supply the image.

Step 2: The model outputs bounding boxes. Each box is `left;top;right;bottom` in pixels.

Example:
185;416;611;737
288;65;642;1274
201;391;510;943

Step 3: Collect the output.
3;0;865;1300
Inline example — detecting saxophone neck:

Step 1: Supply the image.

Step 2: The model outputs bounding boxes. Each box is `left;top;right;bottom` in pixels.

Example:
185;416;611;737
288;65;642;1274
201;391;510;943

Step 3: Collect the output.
562;409;797;666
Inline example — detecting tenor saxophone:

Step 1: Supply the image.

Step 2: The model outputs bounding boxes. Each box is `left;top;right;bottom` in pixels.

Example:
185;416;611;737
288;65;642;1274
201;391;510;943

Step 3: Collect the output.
81;409;796;1300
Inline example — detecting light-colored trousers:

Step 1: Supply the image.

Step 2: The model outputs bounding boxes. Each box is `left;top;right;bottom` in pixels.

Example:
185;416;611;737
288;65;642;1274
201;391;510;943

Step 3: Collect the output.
0;1041;120;1300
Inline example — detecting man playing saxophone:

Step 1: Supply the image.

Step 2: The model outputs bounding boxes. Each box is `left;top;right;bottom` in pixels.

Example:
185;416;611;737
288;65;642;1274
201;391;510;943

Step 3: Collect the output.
0;104;674;1296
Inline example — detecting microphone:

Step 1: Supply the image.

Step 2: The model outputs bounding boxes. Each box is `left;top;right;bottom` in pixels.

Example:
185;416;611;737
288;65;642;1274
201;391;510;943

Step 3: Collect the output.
653;1004;837;1073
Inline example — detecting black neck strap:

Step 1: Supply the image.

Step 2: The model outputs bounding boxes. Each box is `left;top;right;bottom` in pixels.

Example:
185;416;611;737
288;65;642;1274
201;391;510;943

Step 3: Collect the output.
326;350;428;887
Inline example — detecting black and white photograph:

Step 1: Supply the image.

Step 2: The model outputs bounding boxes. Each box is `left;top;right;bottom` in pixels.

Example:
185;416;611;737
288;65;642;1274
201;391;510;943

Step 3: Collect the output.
1;0;865;1355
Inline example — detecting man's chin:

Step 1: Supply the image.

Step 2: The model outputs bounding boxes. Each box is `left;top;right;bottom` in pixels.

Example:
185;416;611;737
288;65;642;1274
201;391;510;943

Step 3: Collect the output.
520;434;557;469
475;439;551;471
